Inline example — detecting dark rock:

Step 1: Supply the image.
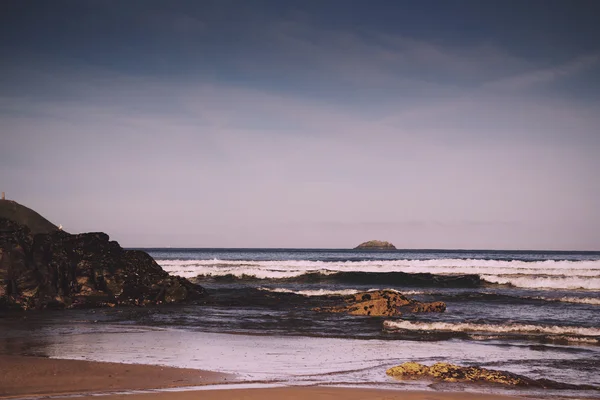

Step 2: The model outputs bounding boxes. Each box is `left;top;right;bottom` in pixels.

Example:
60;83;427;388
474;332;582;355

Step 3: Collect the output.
354;240;396;250
0;217;206;310
410;301;446;313
313;289;446;317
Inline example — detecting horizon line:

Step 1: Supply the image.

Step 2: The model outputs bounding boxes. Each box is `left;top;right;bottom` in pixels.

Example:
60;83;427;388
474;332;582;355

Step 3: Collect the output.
127;247;600;253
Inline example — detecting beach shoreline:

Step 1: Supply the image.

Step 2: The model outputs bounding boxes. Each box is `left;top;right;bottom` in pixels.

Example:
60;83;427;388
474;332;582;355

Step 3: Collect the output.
0;355;530;400
1;248;598;400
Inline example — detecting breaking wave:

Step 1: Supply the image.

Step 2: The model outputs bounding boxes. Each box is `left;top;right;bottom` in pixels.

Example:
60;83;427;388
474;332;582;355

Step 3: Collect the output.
157;258;600;290
434;292;600;305
254;288;600;306
258;288;363;296
257;287;424;297
383;320;600;337
535;296;600;305
195;271;482;288
481;275;600;290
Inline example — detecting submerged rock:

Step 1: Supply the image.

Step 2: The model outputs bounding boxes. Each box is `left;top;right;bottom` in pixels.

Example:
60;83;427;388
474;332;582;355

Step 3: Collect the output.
313;289;446;317
0;214;206;310
386;362;599;390
354;240;396;250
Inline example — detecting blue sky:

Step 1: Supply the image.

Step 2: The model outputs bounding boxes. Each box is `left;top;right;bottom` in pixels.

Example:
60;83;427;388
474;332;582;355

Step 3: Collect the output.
1;1;599;249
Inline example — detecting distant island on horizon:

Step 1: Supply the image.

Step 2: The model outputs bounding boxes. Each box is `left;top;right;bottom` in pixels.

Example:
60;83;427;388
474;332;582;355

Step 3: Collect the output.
354;240;397;250
2;198;598;253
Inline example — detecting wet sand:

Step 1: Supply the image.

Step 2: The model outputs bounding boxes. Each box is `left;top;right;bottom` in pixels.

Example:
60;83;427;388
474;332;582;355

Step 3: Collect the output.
0;355;231;397
94;388;525;400
0;355;528;400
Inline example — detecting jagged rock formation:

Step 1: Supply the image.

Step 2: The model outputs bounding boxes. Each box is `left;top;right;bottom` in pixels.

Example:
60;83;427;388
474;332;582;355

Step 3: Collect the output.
313;289;446;316
354;240;396;250
0;204;206;310
386;362;598;390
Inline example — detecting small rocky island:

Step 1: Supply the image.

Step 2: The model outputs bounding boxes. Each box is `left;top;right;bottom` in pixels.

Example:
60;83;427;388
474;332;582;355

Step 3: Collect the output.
0;199;206;310
354;240;396;250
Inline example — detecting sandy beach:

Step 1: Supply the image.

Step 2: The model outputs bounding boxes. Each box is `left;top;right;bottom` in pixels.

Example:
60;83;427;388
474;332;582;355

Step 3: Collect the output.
95;387;526;400
0;355;230;398
0;355;526;400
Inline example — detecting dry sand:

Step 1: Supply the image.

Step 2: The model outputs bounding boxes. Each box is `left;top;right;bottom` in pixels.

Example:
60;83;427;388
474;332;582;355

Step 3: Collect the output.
0;355;527;400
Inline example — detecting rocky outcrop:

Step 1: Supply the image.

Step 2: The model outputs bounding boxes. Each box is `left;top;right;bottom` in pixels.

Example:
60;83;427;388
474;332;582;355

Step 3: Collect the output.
409;301;446;313
313;289;446;316
354;240;396;250
387;362;529;385
386;362;599;390
0;217;206;310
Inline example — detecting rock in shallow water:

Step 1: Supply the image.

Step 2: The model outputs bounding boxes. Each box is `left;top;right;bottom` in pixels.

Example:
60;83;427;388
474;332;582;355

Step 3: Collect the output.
387;362;529;385
0;217;206;310
313;289;446;316
386;362;599;390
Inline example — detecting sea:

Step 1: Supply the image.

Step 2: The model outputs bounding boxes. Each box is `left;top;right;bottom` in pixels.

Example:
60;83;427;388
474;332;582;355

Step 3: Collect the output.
1;248;599;399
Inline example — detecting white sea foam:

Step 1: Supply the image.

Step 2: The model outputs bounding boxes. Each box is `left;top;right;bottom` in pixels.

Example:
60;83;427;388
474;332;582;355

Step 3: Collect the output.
257;287;412;297
533;296;600;305
156;258;600;290
258;288;362;296
481;275;600;290
399;290;428;295
551;336;600;344
382;320;600;337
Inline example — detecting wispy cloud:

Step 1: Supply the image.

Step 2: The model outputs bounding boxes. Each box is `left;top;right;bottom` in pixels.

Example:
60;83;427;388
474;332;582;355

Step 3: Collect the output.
1;4;599;248
483;53;600;91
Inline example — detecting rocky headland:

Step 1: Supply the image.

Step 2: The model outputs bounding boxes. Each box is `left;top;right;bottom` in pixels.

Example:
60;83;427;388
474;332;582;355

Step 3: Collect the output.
354;240;396;250
0;200;206;310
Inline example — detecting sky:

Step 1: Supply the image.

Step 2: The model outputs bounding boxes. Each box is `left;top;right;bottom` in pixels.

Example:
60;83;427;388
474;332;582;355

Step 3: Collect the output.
1;0;599;250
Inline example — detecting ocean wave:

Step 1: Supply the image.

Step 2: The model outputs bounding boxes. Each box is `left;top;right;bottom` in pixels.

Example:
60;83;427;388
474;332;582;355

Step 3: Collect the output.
258;288;363;296
257;287;421;297
382;320;600;337
468;334;600;345
195;271;482;288
255;288;598;305
433;292;600;305
481;275;600;290
188;269;600;291
534;296;600;305
156;258;600;289
157;258;600;273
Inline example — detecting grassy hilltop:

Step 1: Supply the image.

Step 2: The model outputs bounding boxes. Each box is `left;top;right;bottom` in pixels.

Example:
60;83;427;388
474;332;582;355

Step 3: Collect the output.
0;199;60;235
